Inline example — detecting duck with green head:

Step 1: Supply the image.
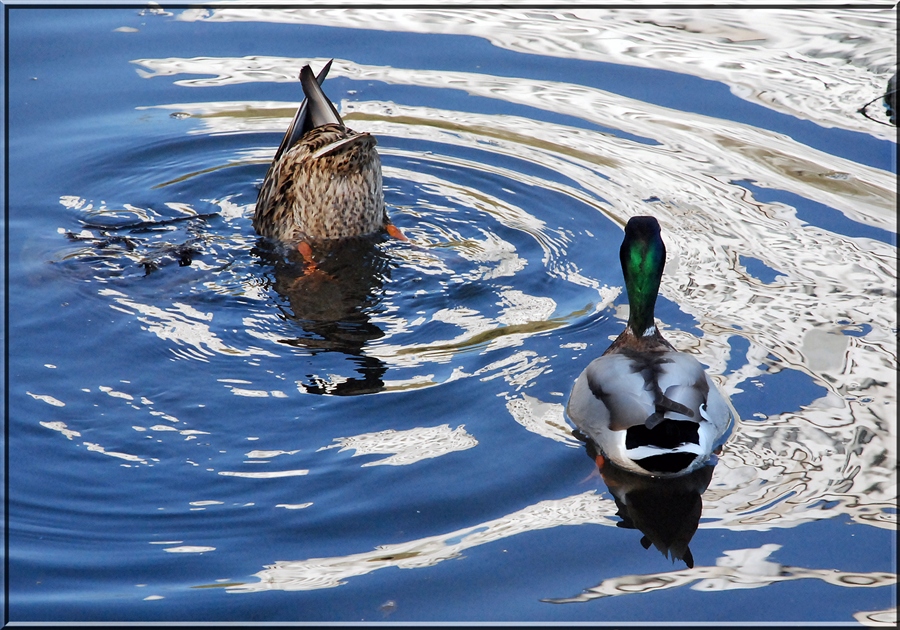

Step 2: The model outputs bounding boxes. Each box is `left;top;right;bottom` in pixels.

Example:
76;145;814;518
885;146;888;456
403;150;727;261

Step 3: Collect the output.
253;60;405;247
567;216;735;477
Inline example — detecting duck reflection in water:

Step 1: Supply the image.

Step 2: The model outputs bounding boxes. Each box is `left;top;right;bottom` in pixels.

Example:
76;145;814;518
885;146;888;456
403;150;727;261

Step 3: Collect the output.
577;430;716;569
254;236;392;396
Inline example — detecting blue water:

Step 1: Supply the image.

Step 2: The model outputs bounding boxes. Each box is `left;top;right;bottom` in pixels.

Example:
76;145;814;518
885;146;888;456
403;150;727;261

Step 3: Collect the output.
6;7;897;624
739;179;896;245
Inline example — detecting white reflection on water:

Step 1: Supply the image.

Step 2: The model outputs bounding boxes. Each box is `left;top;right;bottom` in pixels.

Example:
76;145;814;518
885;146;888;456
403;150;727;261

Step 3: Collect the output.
39;421;80;441
132;59;896;231
117;52;897;534
317;423;477;467
506;393;581;446
545;543;897;603
224;491;618;592
219;492;894;597
98;288;279;361
27;391;66;407
854;607;897;627
174;7;896;141
218;469;309;479
37;7;896;613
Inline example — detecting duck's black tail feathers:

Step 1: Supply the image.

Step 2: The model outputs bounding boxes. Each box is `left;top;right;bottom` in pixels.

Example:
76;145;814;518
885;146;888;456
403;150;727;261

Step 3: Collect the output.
272;60;335;164
299;62;344;131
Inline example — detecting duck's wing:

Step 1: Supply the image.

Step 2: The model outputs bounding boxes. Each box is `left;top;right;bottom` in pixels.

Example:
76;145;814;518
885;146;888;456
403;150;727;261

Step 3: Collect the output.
567;350;734;476
575;352;702;433
254;61;332;241
653;352;709;425
272;60;333;165
568;353;656;434
657;352;734;436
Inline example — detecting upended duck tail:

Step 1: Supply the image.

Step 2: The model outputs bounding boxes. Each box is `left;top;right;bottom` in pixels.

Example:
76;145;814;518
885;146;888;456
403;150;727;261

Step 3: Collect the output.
300;63;344;129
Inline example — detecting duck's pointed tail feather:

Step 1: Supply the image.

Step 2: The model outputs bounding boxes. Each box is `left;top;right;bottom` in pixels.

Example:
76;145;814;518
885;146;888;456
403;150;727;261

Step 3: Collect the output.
682;546;694;569
272;60;334;164
299;62;344;130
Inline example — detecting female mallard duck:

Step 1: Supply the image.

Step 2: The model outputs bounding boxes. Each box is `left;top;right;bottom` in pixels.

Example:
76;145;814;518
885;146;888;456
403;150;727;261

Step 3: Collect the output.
567;216;735;477
253;60;404;244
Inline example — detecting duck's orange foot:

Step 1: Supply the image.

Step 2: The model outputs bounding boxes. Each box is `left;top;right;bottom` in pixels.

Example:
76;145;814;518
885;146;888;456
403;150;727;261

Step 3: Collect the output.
385;223;408;241
594;453;606;469
297;241;319;274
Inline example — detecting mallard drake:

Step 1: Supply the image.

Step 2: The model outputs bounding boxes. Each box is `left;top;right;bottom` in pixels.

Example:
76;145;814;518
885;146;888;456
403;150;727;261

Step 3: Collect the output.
567;216;735;477
253;60;405;244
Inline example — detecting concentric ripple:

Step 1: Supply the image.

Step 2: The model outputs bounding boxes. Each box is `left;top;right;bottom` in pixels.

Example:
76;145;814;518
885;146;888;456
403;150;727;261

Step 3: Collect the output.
23;9;895;614
54;62;625;396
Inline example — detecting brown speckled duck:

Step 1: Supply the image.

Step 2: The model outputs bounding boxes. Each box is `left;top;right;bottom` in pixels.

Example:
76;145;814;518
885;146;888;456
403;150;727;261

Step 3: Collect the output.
253;60;405;246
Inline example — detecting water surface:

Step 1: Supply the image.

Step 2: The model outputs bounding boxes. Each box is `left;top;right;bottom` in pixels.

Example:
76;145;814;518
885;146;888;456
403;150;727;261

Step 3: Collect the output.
6;7;896;624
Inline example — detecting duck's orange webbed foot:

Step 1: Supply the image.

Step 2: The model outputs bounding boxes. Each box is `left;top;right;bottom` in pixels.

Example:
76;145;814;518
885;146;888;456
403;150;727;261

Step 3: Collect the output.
385;223;408;241
291;241;335;288
297;241;319;274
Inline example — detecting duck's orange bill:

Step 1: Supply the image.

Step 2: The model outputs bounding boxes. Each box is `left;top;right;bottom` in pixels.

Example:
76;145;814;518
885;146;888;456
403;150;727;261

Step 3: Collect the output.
386;223;408;241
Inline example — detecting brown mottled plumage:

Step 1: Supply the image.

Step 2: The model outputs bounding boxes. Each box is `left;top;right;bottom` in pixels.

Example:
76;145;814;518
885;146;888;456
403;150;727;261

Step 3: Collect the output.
253;61;389;243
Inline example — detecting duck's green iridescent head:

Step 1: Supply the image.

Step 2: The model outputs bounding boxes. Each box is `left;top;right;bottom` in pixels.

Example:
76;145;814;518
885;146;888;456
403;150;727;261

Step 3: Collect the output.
620;216;666;336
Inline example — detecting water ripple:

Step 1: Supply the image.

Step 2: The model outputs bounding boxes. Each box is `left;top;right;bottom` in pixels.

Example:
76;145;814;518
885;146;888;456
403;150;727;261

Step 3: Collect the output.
173;7;896;140
29;14;896;606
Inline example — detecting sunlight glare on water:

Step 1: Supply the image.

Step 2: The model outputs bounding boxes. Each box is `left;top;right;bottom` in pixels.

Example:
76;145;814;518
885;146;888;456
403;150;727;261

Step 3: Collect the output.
6;6;896;625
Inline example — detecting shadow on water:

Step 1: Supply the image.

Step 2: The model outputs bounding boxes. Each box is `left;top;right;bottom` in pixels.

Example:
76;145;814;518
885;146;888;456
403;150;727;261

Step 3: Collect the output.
56;211;395;397
578;432;716;570
253;235;393;396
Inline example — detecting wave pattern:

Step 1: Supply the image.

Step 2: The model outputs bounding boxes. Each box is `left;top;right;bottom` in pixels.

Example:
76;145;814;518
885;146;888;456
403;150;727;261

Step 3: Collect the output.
175;7;897;140
29;8;895;618
104;52;898;536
